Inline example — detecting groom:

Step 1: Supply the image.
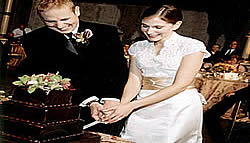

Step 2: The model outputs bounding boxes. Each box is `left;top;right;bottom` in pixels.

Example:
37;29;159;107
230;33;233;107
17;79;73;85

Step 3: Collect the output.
17;0;128;135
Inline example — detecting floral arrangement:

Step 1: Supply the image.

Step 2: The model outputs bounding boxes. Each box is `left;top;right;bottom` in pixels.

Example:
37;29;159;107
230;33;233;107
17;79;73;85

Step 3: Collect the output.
74;29;93;45
12;72;73;95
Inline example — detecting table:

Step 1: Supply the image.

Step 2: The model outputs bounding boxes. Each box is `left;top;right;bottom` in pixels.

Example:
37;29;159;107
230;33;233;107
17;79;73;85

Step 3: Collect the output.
68;131;135;143
194;77;249;112
90;131;135;143
0;131;135;143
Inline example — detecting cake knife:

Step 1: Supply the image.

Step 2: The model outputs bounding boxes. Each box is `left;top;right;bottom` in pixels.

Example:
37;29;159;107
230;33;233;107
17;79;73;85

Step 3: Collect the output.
83;120;100;130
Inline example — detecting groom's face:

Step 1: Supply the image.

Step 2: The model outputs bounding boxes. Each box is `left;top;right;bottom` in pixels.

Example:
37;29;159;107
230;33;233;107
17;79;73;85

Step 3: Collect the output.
40;5;80;34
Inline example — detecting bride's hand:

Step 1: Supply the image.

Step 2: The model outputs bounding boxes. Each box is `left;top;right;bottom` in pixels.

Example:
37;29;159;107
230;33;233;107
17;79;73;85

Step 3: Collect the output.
101;103;134;124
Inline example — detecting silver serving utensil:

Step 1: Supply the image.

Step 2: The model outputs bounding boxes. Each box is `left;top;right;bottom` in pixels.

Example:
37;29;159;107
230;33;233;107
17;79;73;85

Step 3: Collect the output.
83;120;100;130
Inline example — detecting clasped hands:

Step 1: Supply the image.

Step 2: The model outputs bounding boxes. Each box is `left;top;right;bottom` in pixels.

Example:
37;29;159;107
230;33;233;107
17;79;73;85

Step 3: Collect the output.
90;100;134;124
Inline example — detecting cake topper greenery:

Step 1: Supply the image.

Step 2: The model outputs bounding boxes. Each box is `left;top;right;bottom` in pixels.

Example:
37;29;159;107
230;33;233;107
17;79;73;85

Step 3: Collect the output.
12;72;73;95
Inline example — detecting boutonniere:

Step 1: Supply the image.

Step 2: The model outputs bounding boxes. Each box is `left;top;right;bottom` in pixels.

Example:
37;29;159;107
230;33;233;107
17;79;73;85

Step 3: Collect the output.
74;29;93;45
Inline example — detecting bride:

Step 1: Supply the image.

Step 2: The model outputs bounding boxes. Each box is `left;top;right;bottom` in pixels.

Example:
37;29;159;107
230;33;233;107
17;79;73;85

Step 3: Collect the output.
101;4;210;143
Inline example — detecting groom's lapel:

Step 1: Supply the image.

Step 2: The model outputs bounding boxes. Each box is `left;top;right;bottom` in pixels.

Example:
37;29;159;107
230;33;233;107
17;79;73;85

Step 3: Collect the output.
65;39;78;55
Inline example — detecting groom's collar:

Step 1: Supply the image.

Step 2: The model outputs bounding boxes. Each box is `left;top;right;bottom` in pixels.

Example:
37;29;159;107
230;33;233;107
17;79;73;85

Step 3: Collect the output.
72;23;79;34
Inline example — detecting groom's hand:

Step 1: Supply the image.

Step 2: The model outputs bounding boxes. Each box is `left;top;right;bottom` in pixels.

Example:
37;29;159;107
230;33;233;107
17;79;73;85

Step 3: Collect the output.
90;102;103;121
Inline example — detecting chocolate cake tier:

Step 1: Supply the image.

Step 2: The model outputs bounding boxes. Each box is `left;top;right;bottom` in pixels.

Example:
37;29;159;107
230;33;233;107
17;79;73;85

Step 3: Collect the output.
0;116;85;142
2;101;80;122
14;88;72;106
0;88;87;142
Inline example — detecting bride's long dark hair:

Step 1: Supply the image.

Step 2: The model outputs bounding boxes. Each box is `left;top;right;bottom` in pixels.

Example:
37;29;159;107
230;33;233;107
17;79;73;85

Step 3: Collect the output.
141;4;183;24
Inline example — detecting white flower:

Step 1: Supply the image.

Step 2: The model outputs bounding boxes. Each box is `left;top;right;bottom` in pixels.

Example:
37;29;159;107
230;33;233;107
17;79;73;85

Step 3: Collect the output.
27;80;38;85
82;29;93;39
74;29;93;44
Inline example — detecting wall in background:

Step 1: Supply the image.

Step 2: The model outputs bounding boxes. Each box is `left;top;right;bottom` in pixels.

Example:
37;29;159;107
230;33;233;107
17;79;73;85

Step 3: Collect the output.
1;0;248;51
28;2;211;46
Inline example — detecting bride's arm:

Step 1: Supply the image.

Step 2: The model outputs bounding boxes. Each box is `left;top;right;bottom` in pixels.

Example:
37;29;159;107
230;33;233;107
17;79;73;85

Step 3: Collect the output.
120;56;142;104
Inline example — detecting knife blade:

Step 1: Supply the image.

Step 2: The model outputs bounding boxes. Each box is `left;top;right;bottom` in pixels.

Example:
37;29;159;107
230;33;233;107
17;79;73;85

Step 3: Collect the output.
83;120;100;130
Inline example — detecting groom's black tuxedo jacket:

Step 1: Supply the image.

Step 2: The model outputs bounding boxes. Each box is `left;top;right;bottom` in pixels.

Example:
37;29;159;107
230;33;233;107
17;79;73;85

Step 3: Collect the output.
18;21;128;104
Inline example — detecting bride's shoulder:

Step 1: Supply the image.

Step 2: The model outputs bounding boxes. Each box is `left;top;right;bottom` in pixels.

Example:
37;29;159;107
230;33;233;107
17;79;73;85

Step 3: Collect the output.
131;40;151;49
176;34;205;46
128;40;151;55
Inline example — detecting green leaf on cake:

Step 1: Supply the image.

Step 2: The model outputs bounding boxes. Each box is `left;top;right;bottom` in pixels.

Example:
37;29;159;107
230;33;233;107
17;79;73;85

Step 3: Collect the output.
12;75;30;86
12;81;24;86
28;85;37;94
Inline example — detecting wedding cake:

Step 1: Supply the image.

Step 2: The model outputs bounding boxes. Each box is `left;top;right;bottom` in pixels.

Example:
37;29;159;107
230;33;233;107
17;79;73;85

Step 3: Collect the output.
0;72;100;142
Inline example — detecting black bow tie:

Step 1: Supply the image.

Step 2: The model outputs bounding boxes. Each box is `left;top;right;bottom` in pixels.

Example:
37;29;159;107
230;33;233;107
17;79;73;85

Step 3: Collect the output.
65;33;76;45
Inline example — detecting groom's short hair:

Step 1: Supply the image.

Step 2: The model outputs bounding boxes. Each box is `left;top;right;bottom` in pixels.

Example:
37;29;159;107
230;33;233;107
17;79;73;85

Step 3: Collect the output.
37;0;75;14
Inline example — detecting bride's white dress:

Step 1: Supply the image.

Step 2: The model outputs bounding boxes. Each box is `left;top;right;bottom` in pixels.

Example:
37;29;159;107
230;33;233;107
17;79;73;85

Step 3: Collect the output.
120;32;210;143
